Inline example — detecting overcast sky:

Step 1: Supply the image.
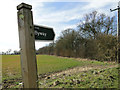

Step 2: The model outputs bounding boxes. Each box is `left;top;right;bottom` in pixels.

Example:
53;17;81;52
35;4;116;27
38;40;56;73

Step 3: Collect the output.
0;0;119;53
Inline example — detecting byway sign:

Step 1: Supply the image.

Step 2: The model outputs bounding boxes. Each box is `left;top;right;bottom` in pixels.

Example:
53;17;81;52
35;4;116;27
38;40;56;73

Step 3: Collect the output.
34;25;55;40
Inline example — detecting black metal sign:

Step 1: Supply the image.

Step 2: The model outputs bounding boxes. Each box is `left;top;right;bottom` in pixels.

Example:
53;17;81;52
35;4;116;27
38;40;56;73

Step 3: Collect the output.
34;25;55;40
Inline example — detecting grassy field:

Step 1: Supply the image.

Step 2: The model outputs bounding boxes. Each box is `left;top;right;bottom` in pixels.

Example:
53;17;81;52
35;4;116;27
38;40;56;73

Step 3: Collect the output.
2;55;102;80
2;55;118;88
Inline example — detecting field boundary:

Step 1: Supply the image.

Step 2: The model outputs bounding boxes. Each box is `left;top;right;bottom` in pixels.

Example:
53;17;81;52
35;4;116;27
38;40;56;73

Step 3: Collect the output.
49;55;118;64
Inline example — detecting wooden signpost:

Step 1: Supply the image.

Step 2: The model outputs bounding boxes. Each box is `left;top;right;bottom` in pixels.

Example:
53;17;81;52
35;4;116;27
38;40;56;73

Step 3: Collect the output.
17;3;38;88
17;3;55;88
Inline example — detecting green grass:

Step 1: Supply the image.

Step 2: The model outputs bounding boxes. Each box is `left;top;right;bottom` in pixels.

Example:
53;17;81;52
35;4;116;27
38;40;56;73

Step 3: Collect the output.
2;55;113;81
2;55;21;80
37;55;80;74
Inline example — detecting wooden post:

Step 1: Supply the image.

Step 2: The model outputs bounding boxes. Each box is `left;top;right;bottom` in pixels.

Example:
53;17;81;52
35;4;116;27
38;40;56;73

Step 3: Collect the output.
17;3;38;88
118;2;120;64
110;2;120;89
118;2;120;89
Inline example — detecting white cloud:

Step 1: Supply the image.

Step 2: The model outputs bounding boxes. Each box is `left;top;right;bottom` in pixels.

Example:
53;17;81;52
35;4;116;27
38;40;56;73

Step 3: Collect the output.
33;5;83;25
34;1;117;25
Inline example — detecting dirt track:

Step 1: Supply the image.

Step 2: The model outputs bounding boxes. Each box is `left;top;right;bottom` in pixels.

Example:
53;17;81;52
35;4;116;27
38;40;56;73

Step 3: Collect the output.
47;64;118;79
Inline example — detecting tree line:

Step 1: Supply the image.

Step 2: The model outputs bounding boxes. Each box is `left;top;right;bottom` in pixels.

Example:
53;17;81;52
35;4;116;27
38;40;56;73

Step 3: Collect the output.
1;49;20;55
37;11;117;62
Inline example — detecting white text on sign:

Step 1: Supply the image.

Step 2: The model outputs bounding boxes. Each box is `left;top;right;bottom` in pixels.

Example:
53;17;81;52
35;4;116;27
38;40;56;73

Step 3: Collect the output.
35;31;47;37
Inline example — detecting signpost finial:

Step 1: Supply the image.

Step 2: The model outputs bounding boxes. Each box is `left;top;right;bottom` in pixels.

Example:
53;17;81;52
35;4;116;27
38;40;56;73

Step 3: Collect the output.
17;3;32;10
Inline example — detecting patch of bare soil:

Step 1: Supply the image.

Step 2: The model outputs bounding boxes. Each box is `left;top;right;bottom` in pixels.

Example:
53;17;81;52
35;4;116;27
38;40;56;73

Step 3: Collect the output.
2;78;22;88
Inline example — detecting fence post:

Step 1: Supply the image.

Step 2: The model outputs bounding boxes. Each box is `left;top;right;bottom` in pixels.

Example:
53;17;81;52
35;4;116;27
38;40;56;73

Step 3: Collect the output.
17;3;38;88
118;2;120;89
